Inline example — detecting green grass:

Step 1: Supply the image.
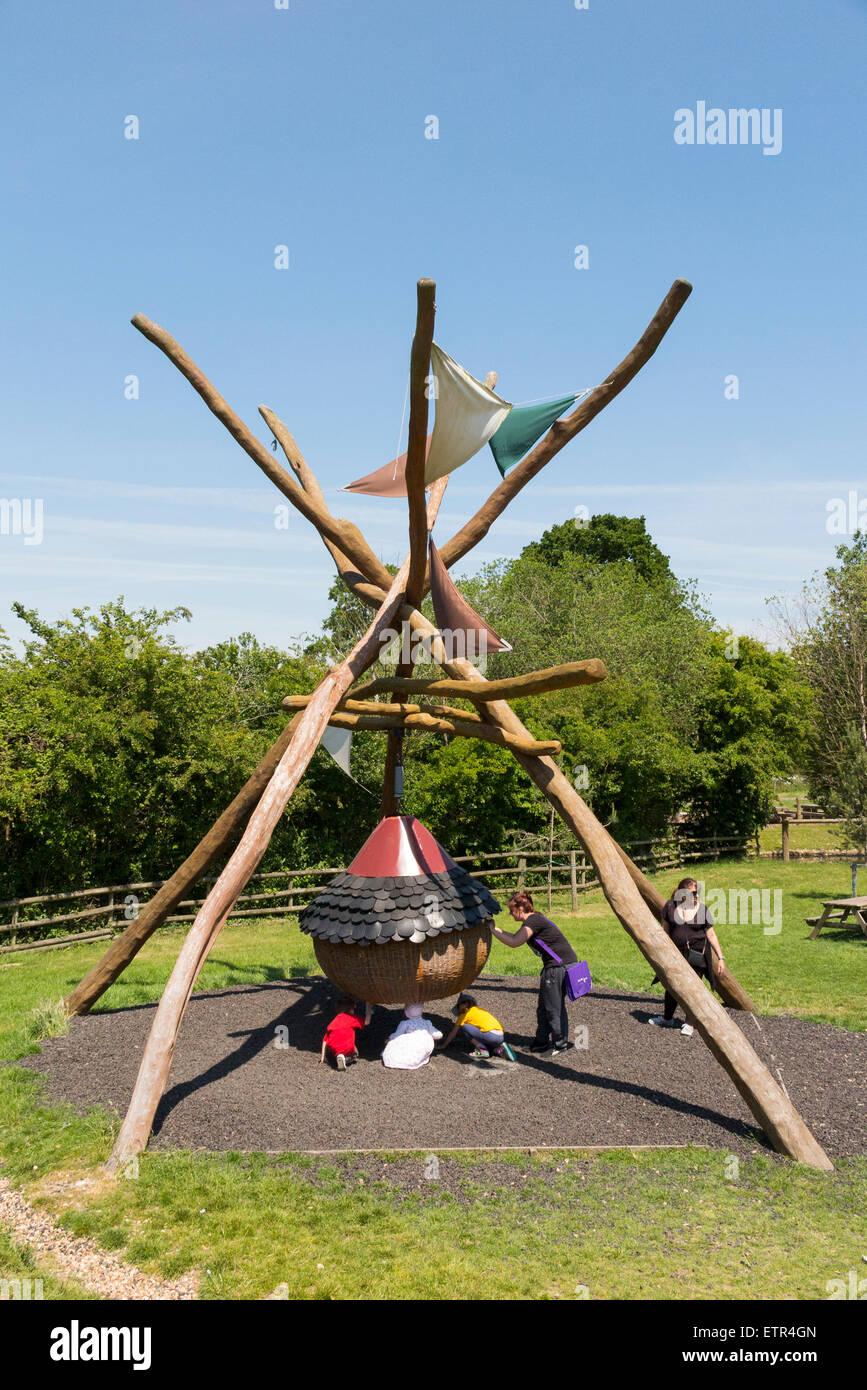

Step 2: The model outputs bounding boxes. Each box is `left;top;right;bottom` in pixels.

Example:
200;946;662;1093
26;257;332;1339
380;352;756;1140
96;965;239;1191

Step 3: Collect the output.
22;996;71;1046
0;855;865;1300
493;858;867;1031
756;821;852;854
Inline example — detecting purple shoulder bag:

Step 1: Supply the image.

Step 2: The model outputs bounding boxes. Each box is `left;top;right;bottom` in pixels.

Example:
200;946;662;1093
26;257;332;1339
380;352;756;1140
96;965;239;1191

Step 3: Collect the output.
532;922;592;1001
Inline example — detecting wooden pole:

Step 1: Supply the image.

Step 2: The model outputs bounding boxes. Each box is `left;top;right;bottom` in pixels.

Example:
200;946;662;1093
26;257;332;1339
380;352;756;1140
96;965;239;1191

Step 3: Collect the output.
781;816;790;862
105;567;410;1173
405;279;436;610
381;278;436;812
570;850;578;913
380;730;403;818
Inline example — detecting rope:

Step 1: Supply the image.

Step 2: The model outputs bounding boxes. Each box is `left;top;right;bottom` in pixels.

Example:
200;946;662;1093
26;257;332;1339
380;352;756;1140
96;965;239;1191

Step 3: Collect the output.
512;386;596;407
392;372;411;480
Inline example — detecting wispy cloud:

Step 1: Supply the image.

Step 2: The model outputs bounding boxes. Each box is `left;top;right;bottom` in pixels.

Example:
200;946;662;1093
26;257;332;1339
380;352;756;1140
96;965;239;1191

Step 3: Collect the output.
0;475;278;514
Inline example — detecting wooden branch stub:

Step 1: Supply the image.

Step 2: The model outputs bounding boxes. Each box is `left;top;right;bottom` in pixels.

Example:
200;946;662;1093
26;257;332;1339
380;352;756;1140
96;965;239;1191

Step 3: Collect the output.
257;405;328;509
347;658;607;704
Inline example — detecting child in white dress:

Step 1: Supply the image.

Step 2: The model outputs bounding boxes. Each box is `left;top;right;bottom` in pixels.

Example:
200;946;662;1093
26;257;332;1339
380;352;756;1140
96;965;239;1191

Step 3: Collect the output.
381;1003;443;1070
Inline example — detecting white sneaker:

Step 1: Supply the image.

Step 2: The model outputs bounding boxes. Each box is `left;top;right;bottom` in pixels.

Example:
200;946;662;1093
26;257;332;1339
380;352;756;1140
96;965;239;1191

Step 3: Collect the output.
649;1016;678;1028
680;1024;694;1037
336;1054;347;1071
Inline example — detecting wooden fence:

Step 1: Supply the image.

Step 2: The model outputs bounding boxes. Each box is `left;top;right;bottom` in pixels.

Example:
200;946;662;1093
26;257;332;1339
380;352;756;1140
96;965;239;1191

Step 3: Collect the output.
0;831;757;954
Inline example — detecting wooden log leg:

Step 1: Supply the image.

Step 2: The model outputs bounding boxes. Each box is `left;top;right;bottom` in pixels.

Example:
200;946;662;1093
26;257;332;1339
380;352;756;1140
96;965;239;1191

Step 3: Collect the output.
105;572;409;1174
403;616;832;1170
63;715;302;1016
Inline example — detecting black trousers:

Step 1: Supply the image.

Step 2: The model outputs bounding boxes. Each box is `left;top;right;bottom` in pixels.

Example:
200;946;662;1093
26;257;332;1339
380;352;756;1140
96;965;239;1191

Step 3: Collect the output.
536;965;569;1044
663;962;710;1020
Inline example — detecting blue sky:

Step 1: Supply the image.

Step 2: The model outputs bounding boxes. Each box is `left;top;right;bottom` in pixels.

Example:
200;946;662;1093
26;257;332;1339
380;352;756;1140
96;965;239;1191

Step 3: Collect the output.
2;0;865;653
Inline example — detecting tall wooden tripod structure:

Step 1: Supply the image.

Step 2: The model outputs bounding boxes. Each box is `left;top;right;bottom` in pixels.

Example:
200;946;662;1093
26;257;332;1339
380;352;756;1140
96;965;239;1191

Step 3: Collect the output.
63;278;832;1173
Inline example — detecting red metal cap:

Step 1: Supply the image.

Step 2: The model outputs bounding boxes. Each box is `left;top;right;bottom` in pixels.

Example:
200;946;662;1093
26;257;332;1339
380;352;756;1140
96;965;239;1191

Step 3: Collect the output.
347;816;458;878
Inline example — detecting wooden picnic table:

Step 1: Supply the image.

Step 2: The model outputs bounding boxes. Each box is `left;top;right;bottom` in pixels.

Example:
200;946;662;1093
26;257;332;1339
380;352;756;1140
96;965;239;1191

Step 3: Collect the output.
806;897;867;939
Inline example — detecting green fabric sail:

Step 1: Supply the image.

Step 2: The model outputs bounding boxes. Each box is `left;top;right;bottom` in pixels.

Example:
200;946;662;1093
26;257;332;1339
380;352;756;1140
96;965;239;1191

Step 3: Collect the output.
488;394;578;475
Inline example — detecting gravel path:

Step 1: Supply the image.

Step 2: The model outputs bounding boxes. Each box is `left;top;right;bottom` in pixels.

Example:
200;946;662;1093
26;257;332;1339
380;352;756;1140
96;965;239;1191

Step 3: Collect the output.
0;1178;197;1300
18;977;867;1159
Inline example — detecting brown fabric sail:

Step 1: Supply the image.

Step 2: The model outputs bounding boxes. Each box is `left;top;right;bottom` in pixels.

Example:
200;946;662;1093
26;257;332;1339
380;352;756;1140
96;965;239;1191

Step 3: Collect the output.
343;435;432;498
428;537;512;657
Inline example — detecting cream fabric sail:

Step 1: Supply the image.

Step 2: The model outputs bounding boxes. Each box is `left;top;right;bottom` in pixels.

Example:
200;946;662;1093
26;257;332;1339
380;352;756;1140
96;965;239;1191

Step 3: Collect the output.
424;343;512;485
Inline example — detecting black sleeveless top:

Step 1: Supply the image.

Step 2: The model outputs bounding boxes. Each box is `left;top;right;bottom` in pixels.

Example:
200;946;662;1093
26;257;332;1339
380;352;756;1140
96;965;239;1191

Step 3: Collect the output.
661;900;714;955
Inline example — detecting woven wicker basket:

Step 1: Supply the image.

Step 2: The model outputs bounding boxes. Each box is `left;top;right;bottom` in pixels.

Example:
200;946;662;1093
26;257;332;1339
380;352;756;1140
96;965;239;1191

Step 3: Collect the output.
314;923;492;1005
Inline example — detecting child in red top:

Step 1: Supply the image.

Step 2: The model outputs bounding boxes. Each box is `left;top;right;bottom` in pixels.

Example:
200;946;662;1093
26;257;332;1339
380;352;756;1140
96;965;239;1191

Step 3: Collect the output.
320;996;371;1071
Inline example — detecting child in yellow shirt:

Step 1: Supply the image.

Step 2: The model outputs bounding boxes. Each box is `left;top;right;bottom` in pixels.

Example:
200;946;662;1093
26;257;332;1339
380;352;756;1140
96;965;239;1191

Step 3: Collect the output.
438;993;516;1061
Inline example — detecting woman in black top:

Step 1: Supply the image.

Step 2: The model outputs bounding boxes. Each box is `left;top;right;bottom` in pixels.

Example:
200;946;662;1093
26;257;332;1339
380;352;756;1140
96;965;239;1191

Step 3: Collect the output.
651;877;724;1032
491;891;577;1055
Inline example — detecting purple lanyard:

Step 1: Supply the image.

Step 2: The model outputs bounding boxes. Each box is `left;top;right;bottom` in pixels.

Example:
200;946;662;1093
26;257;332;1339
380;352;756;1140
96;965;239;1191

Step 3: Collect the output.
529;918;564;965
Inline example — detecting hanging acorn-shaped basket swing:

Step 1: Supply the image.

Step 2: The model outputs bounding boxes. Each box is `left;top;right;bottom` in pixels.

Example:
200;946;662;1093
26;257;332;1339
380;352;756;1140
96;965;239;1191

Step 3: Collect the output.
299;814;499;1005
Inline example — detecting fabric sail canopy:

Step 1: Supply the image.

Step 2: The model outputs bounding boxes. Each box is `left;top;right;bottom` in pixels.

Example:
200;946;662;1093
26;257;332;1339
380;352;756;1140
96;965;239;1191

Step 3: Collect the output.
343;342;511;496
488;393;579;476
424;343;512;486
428;537;512;656
342;436;431;498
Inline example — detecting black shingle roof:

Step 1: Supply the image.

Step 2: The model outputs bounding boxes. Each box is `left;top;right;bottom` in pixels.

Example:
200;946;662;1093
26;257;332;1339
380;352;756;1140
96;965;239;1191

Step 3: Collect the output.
299;867;500;946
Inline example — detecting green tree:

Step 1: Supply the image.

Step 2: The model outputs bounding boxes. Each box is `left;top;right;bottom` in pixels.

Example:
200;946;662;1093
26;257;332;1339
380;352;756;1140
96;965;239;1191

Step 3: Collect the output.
0;599;329;895
456;547;715;836
689;634;812;836
778;534;867;850
458;536;806;840
522;513;675;587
